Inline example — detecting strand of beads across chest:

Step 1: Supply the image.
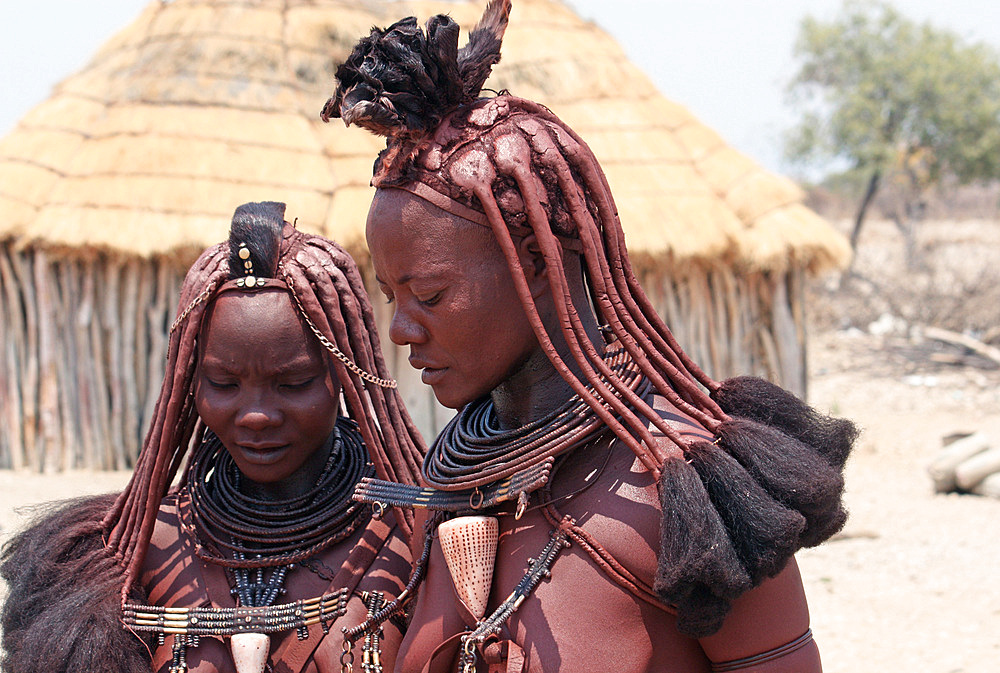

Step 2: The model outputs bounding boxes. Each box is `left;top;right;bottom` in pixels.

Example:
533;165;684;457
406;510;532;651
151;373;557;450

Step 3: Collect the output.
123;419;375;673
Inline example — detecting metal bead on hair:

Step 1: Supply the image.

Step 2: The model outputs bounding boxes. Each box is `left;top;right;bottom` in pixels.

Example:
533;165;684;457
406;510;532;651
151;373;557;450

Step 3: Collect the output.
235;242;259;288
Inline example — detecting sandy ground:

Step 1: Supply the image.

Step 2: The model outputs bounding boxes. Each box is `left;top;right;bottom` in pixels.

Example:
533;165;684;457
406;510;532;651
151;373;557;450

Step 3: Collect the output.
795;217;1000;672
1;330;997;672
799;330;1000;673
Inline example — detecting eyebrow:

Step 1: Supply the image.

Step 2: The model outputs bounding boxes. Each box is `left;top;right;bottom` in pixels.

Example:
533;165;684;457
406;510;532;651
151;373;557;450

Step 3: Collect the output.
200;355;322;375
375;273;415;286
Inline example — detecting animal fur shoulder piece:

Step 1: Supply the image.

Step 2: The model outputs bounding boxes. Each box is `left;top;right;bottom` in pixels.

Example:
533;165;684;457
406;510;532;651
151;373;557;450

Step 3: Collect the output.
0;493;152;673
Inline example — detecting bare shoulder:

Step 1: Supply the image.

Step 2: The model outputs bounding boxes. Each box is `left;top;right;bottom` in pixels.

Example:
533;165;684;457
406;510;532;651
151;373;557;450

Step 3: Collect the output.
646;392;715;445
141;494;203;604
356;512;413;597
142;495;179;560
543;394;715;591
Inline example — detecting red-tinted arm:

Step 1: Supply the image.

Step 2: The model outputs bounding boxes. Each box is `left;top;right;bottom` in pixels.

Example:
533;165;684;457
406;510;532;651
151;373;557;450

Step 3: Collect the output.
698;558;822;673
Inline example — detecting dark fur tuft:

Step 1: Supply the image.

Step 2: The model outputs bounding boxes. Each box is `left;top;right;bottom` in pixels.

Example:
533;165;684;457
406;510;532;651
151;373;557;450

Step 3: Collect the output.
654;458;751;637
718;418;848;547
228;201;285;280
655;422;850;636
712;376;858;470
320;0;511;137
1;494;152;673
457;0;512;101
684;442;805;582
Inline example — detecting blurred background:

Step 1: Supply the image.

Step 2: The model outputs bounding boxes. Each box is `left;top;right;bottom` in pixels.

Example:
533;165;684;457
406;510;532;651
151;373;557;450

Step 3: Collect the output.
1;1;998;670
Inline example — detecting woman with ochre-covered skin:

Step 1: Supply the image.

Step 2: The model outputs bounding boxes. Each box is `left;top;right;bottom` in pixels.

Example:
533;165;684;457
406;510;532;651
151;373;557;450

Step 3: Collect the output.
321;2;857;672
0;202;425;673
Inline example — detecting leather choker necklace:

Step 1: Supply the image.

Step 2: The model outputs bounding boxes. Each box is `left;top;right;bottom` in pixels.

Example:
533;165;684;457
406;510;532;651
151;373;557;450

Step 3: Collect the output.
355;348;650;514
180;417;373;568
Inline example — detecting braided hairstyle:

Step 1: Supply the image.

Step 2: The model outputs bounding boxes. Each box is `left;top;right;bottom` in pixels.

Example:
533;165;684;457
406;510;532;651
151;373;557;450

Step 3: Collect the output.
323;0;857;636
1;203;425;672
103;202;425;596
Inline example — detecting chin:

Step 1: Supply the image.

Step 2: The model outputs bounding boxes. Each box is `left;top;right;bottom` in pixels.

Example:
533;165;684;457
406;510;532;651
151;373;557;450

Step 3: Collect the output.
428;381;475;410
234;463;286;485
431;387;467;410
431;382;494;412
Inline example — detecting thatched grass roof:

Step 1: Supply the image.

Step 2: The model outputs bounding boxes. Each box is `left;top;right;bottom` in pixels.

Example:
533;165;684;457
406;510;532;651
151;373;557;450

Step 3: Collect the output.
0;0;850;272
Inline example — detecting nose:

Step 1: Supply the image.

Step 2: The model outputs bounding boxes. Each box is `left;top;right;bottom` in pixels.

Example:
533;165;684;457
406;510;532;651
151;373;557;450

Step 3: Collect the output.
235;389;282;431
388;304;427;347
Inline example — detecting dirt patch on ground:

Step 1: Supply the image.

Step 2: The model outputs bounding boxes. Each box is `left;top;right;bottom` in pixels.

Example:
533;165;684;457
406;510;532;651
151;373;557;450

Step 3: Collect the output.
798;216;1000;672
799;329;1000;672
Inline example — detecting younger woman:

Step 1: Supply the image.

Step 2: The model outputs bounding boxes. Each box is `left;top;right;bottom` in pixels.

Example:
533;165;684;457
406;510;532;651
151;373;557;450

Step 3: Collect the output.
2;202;425;673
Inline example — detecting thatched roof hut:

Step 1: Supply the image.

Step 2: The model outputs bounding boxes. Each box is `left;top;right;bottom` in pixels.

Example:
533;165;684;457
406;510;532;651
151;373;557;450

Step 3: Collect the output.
0;0;850;470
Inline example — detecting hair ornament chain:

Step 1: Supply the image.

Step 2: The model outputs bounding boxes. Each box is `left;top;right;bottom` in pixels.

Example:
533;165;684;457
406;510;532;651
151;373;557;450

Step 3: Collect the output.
169;281;218;335
282;269;397;389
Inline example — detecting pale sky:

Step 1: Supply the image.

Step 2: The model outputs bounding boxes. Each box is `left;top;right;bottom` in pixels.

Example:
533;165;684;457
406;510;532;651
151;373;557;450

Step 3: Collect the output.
1;0;999;175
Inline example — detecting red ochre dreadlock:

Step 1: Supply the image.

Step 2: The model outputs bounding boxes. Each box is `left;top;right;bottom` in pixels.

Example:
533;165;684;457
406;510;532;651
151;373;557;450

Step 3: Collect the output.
323;0;857;636
100;202;426;601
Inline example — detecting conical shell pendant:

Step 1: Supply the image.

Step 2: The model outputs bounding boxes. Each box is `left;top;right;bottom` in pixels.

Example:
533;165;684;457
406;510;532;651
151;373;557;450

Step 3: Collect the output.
438;515;499;620
230;632;270;673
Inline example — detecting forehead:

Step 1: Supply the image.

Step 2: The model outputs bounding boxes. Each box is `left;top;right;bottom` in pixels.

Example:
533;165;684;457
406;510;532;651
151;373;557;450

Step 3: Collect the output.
200;290;321;361
366;188;500;281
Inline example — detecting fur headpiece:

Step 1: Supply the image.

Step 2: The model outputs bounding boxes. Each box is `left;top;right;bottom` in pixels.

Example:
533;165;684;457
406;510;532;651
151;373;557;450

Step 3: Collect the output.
322;0;511;186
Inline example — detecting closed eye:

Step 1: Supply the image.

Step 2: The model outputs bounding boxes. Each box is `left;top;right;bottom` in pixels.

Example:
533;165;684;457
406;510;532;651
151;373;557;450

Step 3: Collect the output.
418;292;442;307
280;378;315;390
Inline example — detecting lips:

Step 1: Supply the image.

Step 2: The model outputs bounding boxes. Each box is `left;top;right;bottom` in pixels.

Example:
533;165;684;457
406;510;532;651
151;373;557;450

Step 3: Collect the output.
420;367;447;385
409;355;447;385
235;443;289;465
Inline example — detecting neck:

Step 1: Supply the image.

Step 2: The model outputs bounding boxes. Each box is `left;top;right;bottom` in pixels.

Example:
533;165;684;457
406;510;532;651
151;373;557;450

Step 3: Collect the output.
491;349;576;429
490;314;606;430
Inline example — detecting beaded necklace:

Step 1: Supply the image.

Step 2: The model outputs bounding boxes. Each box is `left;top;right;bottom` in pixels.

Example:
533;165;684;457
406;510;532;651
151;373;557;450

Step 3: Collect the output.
124;417;373;673
181;418;372;568
425;347;649;490
355;348;650;515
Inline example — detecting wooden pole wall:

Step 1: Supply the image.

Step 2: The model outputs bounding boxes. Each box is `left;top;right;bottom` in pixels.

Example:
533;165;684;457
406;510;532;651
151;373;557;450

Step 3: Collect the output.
638;264;808;398
0;243;181;470
0;244;807;470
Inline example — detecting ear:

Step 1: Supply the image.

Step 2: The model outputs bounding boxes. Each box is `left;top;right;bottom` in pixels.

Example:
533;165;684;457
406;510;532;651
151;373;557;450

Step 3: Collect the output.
515;233;548;299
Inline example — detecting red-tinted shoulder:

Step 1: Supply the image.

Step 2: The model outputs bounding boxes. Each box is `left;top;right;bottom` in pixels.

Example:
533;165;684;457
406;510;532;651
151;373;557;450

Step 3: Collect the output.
699;558;818;671
359;512;413;596
354;510;414;598
647;392;715;445
140;494;208;608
